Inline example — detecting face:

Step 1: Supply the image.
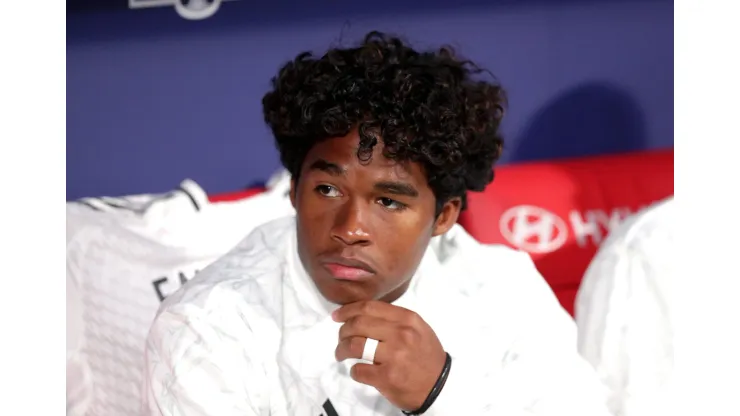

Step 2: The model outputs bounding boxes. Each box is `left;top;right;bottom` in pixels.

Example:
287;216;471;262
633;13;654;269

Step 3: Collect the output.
290;131;461;305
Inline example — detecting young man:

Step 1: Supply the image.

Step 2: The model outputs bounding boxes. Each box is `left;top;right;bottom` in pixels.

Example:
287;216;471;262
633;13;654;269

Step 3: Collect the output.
143;32;609;415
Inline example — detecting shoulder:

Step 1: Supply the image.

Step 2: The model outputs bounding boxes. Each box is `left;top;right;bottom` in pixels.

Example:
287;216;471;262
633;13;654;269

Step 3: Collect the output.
155;216;296;328
434;224;564;314
576;197;675;317
579;197;675;288
599;197;675;256
427;225;580;365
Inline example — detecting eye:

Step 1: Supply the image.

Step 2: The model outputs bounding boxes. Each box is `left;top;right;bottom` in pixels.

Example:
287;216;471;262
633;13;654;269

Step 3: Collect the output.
315;184;341;198
377;197;407;211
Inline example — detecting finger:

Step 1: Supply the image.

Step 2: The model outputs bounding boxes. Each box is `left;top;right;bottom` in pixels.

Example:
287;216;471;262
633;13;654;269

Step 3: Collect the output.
350;362;383;387
338;315;397;342
332;300;413;324
335;336;390;363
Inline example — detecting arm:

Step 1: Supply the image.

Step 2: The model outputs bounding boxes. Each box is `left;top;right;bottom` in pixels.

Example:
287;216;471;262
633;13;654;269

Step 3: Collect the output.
142;302;269;416
575;234;673;416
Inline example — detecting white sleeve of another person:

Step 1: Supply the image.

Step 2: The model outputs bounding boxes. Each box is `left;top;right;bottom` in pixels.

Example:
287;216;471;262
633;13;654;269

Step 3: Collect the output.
575;203;674;416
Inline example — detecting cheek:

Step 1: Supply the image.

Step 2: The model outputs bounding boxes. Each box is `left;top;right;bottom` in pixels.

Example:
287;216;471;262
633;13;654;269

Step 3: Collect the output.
295;189;334;245
375;219;432;272
296;186;327;220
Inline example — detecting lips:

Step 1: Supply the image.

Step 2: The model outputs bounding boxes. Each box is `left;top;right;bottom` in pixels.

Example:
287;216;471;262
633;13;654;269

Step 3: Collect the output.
320;256;376;281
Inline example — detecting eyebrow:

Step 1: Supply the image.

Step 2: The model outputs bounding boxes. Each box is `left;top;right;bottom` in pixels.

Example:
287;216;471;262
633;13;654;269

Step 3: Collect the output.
375;181;419;198
308;159;346;176
308;159;419;198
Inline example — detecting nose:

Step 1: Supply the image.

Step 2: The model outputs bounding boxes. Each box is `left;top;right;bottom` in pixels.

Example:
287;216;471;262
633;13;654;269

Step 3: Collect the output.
330;199;371;246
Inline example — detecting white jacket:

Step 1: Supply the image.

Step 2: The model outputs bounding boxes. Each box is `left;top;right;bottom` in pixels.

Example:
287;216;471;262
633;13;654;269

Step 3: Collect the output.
143;216;610;415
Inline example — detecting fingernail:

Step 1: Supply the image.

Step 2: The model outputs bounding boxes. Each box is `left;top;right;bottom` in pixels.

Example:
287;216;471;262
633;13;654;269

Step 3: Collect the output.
331;310;339;321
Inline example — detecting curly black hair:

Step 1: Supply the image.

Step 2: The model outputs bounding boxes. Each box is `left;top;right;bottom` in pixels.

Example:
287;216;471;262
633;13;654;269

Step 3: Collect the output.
262;31;506;212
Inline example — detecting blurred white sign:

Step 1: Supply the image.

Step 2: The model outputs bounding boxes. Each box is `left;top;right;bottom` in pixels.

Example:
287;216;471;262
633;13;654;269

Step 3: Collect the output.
129;0;240;20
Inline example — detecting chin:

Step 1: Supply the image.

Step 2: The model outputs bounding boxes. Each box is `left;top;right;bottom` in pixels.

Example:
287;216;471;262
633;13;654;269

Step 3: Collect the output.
318;281;376;305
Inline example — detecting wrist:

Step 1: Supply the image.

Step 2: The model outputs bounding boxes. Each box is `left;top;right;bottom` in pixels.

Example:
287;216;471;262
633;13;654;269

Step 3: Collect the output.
415;352;477;416
402;352;452;415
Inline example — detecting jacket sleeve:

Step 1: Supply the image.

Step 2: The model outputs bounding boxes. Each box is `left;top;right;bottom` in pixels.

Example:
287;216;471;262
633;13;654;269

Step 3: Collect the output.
142;301;270;416
575;229;673;416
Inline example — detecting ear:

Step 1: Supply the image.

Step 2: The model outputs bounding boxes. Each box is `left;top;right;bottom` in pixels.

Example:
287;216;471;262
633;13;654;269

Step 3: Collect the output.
289;178;297;209
432;197;462;237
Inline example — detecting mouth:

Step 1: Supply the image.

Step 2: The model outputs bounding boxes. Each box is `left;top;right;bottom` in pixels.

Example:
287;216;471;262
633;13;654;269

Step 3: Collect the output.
320;256;376;281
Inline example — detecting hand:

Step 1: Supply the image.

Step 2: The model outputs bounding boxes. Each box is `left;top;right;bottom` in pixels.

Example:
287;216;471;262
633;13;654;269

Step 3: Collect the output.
332;300;447;411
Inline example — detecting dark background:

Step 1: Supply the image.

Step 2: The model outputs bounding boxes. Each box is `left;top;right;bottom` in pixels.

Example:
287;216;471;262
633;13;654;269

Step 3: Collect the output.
67;0;673;199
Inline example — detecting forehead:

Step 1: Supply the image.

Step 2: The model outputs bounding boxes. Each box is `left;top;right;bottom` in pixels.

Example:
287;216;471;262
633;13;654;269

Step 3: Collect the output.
303;131;428;185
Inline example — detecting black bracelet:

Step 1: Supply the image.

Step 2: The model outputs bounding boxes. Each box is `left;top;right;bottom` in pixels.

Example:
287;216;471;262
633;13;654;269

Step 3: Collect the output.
402;352;452;415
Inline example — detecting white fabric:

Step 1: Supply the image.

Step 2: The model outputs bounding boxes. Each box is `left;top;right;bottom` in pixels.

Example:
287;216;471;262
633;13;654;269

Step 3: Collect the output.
143;216;611;415
66;174;294;416
575;197;675;416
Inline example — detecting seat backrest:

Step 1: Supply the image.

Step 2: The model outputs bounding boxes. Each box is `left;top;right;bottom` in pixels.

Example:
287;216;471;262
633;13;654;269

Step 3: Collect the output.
208;187;266;203
458;149;674;315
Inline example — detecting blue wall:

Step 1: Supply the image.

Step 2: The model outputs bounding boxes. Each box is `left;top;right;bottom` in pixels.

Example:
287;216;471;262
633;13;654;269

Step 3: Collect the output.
67;0;673;200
